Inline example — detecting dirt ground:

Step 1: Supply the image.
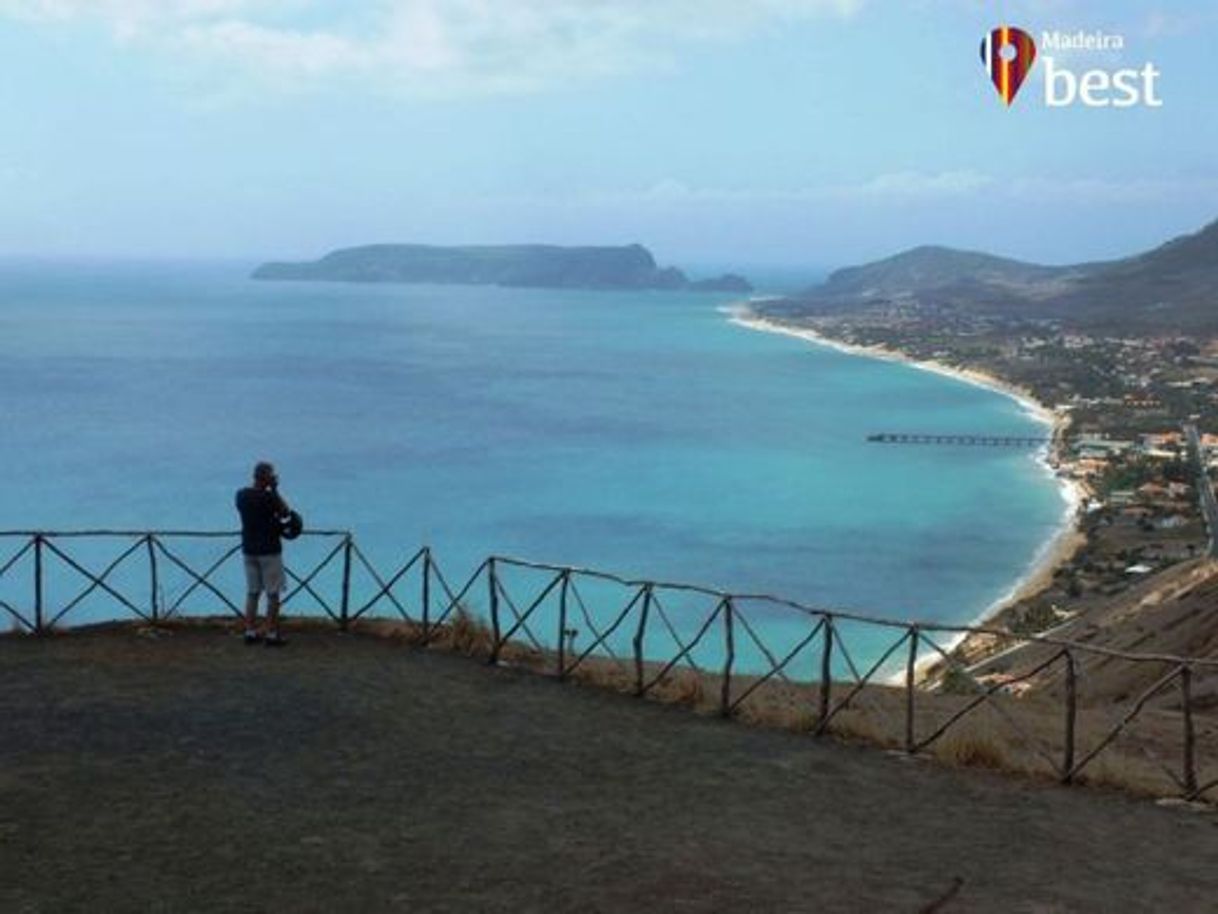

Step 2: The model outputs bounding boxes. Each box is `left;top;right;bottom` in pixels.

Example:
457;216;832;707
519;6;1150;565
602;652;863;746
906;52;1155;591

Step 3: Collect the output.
2;626;1216;913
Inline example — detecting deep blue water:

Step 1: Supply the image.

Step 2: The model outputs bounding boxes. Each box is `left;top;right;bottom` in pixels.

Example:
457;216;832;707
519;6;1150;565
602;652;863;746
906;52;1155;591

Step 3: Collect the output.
0;261;1065;670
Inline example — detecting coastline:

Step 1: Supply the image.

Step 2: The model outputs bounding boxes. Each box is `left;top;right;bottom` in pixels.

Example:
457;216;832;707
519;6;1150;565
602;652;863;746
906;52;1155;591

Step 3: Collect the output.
725;302;1087;646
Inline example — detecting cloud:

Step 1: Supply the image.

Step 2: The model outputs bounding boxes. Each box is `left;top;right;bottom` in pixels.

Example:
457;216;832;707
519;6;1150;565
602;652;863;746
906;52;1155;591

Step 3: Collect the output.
452;170;1218;213
1005;175;1218;204
844;170;995;198
0;1;267;34
0;0;863;95
1141;9;1218;39
469;171;1218;213
490;171;998;208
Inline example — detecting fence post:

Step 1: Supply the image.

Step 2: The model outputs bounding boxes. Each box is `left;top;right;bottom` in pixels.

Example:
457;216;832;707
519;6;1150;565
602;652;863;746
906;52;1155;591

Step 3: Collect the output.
556;570;570;679
421;547;432;642
33;534;44;635
720;598;734;717
338;534;353;632
905;625;918;753
815;614;834;735
146;534;159;624
633;584;653;695
1062;649;1077;783
487;558;500;664
1181;665;1197;796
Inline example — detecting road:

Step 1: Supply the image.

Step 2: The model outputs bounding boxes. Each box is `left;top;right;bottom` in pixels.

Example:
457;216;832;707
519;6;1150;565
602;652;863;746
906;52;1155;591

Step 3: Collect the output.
1183;422;1218;558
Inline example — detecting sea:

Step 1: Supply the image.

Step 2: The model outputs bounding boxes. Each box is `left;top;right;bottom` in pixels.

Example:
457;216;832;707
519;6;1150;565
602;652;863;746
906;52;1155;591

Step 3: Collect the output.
0;260;1068;672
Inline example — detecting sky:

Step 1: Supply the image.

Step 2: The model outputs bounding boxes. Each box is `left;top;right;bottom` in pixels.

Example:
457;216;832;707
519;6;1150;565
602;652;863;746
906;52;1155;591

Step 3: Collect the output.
1;0;1216;270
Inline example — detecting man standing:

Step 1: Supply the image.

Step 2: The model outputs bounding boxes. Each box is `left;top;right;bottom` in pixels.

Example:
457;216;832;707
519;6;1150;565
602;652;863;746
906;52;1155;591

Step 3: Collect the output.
236;461;291;646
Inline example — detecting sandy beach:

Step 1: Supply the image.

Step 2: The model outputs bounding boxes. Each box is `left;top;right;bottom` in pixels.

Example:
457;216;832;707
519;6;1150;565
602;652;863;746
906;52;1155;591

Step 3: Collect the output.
726;302;1088;642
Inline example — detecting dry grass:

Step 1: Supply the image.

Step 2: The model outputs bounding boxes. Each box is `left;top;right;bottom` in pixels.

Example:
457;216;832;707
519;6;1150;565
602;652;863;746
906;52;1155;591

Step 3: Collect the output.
928;712;1015;771
734;688;817;733
827;707;904;749
568;659;635;694
647;669;708;709
1074;753;1178;798
426;606;493;658
348;618;427;645
1200;777;1218;804
497;639;547;670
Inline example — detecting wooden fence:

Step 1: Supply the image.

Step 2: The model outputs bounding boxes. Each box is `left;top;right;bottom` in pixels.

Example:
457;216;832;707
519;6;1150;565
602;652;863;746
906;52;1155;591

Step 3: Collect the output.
1;530;1215;802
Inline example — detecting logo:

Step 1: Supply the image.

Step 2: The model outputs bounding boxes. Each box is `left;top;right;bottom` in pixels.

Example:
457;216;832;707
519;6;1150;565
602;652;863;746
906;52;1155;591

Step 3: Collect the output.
979;26;1162;109
980;26;1037;106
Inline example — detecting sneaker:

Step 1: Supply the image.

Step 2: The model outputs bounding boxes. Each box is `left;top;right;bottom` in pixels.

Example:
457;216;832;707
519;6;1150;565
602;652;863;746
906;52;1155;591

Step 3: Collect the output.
243;629;263;645
264;632;288;648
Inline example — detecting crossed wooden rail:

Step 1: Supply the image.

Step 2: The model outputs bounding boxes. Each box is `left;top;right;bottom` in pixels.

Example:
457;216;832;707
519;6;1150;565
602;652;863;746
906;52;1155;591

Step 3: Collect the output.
1;531;1215;802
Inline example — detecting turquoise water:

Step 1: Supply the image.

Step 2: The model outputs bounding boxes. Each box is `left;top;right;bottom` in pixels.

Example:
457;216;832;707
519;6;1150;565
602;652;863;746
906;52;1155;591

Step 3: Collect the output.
0;261;1065;669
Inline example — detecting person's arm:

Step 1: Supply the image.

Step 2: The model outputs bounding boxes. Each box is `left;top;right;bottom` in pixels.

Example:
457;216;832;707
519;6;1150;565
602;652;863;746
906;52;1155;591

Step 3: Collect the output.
271;489;291;517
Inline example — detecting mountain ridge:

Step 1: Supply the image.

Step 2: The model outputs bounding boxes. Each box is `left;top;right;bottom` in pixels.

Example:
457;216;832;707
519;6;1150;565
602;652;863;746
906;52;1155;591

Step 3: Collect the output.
796;217;1218;333
811;244;1080;299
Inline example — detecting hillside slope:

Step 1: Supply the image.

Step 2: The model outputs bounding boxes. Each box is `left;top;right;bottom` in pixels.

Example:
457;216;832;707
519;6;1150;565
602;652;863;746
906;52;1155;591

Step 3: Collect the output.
976;559;1218;710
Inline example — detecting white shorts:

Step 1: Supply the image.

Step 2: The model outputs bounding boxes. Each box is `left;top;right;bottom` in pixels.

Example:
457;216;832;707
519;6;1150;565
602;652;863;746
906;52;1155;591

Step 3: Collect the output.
244;554;285;596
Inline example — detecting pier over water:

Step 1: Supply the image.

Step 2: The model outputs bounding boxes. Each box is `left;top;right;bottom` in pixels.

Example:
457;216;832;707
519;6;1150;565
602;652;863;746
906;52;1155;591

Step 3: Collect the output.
866;432;1050;447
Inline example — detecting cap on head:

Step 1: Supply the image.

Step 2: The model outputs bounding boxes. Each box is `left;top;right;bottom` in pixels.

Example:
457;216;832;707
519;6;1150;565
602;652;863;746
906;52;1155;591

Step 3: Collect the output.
253;461;275;484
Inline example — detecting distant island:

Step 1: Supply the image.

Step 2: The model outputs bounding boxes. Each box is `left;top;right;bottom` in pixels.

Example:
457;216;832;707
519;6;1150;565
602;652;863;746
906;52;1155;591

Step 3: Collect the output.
252;243;752;293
